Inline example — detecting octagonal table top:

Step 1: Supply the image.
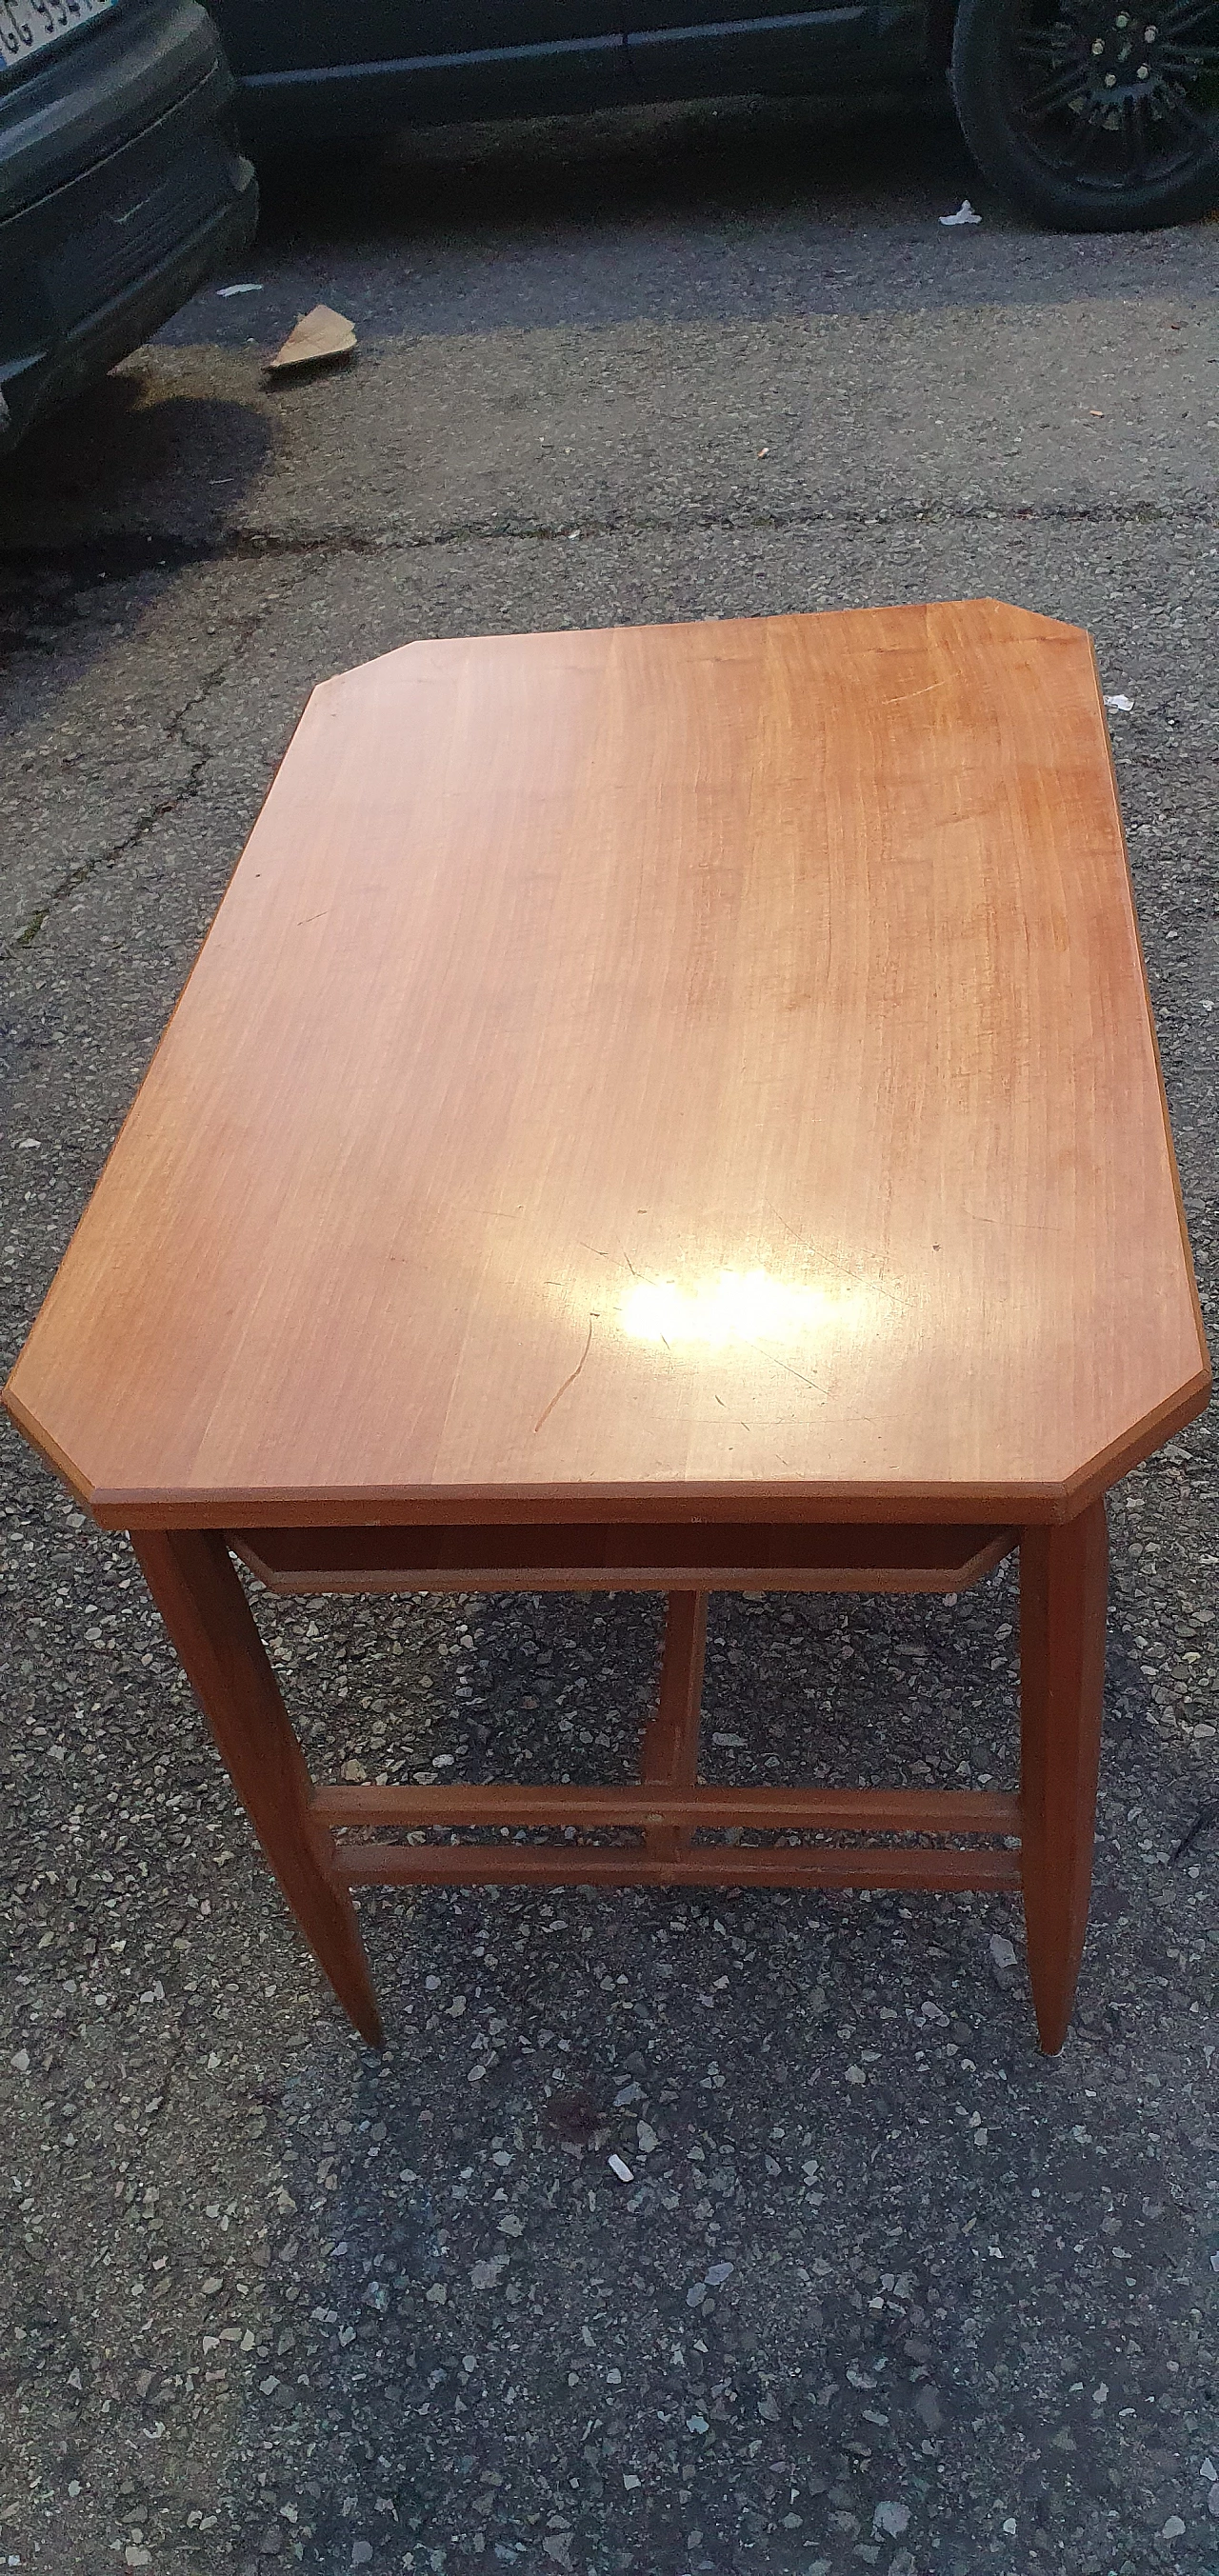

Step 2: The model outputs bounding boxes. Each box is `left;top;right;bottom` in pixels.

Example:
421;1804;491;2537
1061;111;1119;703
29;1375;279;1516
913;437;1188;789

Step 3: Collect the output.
4;600;1209;1528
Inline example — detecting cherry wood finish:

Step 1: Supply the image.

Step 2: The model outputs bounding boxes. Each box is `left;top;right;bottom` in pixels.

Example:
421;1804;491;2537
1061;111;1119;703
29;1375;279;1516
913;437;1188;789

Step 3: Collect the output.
312;1783;1021;1835
639;1590;708;1857
131;1529;383;2048
3;603;1208;1528
4;604;1209;2053
227;1521;1016;1595
333;1846;1023;1893
1019;1502;1109;2052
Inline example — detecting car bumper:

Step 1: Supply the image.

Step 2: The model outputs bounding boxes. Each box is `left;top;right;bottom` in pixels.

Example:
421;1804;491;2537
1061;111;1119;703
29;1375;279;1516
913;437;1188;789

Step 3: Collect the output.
0;0;258;453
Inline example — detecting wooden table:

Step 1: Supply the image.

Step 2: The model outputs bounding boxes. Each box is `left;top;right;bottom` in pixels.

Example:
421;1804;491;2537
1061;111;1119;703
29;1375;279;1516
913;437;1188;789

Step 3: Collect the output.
5;601;1209;2055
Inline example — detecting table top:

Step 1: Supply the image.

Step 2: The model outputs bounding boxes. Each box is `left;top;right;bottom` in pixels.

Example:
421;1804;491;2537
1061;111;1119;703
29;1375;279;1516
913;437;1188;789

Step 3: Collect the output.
5;600;1208;1529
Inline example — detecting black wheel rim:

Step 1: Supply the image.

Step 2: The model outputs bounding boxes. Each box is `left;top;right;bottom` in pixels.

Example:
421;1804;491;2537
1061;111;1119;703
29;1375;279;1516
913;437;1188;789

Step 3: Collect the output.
1003;0;1219;196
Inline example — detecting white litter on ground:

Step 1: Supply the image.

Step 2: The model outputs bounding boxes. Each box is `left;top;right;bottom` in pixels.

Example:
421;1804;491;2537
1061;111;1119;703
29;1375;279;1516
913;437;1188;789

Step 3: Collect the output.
217;282;263;296
940;200;982;227
1104;693;1134;712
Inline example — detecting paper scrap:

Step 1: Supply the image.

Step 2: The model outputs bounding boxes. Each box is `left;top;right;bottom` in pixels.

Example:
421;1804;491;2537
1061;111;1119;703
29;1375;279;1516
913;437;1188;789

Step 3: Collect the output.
268;305;357;372
1104;693;1134;712
940;200;982;227
217;282;263;296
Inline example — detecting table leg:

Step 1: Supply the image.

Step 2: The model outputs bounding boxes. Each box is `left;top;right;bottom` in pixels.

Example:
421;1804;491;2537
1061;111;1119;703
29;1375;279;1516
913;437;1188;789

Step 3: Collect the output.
1019;1501;1108;2055
132;1529;384;2047
640;1590;709;1860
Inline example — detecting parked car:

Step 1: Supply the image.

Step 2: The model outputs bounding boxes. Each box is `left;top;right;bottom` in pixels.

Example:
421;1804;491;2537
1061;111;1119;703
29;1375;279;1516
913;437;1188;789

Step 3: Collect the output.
0;0;258;456
209;0;1219;231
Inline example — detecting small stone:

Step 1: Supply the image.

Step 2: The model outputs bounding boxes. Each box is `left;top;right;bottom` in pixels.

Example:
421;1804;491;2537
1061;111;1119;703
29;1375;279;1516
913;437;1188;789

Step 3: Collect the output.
1209;2485;1219;2519
10;2050;29;2076
1002;2519;1017;2537
1161;2517;1186;2540
989;1935;1017;1970
636;2123;658;2155
1201;2461;1218;2486
608;2154;633;2183
425;2283;447;2305
705;2262;733;2286
351;2547;373;2569
846;2066;866;2086
872;2502;909;2539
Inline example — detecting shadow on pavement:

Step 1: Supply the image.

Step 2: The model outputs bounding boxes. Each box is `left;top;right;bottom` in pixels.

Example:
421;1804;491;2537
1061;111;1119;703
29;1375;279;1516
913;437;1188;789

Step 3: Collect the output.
0;372;270;554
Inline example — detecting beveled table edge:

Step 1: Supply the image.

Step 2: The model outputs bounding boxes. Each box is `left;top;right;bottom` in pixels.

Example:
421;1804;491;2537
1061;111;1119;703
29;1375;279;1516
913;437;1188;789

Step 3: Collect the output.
5;1362;1209;1534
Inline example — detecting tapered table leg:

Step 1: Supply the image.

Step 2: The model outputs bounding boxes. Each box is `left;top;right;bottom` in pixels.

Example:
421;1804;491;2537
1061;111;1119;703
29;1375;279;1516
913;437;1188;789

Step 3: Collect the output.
133;1528;384;2047
1019;1501;1109;2054
640;1590;709;1860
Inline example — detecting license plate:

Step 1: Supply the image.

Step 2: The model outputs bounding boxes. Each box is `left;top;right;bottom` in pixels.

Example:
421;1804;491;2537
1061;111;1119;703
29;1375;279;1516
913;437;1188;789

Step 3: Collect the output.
0;0;114;74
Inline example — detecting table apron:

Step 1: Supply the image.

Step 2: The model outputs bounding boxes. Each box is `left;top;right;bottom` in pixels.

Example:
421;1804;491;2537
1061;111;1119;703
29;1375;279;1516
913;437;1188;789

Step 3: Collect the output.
227;1521;1018;1597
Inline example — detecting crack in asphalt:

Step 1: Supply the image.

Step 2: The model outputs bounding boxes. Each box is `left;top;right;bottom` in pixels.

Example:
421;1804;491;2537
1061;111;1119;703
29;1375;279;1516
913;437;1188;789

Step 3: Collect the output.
4;488;1210;953
0;493;1215;582
4;575;307;958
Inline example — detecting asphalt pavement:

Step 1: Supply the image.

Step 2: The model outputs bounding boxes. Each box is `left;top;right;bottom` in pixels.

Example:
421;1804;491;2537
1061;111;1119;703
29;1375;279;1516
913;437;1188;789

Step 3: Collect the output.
1;96;1217;2576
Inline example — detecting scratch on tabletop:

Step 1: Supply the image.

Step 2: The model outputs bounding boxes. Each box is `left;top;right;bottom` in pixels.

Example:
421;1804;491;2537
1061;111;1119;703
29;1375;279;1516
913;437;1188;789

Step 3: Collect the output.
764;1198;812;1252
534;1314;596;1432
739;1336;816;1390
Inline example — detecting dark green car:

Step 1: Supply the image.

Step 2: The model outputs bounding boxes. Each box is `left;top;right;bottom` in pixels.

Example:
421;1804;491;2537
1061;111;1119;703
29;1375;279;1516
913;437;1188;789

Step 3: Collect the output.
210;0;1219;230
0;0;256;453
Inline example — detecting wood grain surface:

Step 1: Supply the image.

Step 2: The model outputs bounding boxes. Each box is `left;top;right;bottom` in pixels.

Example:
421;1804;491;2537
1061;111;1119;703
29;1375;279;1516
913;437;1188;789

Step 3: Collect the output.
4;600;1208;1526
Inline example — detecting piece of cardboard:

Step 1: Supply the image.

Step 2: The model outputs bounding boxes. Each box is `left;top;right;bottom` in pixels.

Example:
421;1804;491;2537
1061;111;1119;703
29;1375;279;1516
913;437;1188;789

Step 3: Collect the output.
268;306;356;372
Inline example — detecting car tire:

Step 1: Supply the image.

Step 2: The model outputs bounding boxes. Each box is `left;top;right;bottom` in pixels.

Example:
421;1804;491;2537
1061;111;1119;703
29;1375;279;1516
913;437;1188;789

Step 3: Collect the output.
950;0;1219;230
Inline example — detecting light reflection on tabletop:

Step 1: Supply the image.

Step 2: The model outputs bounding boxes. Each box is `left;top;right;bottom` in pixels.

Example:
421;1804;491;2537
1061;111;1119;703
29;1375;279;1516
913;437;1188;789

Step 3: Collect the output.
618;1266;866;1351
